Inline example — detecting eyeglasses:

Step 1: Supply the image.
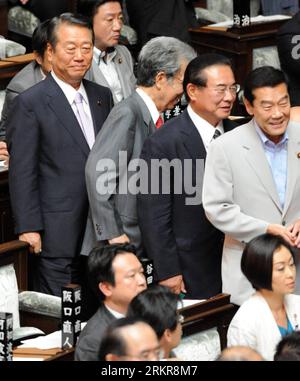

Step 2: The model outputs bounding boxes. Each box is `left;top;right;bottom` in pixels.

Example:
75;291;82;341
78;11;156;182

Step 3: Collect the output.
195;83;240;96
210;84;241;96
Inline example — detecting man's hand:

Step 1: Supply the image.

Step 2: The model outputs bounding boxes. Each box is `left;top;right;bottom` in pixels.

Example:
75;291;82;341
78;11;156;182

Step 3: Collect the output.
108;234;129;244
267;224;295;246
19;232;42;254
288;219;300;247
159;275;186;295
0;141;9;165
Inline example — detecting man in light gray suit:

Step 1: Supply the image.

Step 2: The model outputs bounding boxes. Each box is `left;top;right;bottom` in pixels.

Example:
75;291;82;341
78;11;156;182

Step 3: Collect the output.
81;36;196;256
203;66;300;306
0;20;51;162
85;0;136;104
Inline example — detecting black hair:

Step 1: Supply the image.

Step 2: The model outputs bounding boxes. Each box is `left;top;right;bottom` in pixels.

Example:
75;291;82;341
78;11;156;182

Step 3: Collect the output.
244;66;289;105
241;233;295;291
92;0;122;19
87;243;137;299
183;53;234;101
47;13;94;48
274;331;300;361
32;19;50;57
127;285;179;339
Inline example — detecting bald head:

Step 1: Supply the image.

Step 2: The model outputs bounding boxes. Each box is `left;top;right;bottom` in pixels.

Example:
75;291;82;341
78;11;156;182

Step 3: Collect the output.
217;346;264;361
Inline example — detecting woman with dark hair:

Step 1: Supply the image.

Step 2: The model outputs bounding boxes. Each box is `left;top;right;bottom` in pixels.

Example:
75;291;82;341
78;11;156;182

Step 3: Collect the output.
227;233;300;361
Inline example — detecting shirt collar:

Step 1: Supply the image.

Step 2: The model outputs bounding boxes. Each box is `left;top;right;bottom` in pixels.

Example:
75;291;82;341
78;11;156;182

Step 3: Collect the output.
136;87;160;125
93;46;116;65
104;304;125;319
187;105;224;137
51;71;88;106
254;119;288;146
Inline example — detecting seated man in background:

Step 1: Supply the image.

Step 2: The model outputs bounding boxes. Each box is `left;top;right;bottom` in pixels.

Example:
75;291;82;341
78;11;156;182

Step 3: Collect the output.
85;0;136;104
0;19;51;163
127;285;182;359
75;243;147;361
99;317;161;361
217;346;264;361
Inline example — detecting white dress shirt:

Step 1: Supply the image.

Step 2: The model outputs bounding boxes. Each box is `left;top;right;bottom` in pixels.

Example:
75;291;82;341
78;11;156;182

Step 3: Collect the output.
187;105;224;151
135;87;160;125
93;46;123;103
51;71;94;124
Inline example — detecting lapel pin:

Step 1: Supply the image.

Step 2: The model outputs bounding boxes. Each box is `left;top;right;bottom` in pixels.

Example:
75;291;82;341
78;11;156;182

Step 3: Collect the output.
297;153;300;158
118;57;122;64
97;100;102;106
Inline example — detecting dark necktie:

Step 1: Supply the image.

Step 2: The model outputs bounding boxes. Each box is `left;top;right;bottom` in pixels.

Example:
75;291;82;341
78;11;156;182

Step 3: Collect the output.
213;129;221;139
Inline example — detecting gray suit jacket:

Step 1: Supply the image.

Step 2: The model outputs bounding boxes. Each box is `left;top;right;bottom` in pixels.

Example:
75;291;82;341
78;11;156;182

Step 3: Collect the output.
85;45;136;104
75;304;116;361
0;61;43;137
81;91;156;256
203;119;300;305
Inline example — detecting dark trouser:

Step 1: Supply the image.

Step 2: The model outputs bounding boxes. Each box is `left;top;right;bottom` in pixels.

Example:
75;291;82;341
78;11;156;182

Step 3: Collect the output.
31;256;81;297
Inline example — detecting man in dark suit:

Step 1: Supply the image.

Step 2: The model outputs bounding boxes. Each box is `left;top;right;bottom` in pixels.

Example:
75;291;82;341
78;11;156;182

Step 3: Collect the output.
137;54;238;298
81;36;195;257
9;0;69;21
126;0;198;50
6;14;113;296
75;243;147;361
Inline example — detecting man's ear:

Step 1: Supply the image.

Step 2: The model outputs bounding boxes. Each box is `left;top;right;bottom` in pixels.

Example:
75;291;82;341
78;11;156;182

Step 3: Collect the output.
243;97;254;116
155;71;167;90
186;83;199;102
99;281;113;298
46;42;53;64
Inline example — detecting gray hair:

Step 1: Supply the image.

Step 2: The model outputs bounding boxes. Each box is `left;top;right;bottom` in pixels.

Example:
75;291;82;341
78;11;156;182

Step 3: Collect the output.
137;36;196;87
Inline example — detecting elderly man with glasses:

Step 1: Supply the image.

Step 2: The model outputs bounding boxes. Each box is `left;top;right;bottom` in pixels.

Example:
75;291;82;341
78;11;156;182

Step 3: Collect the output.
137;54;239;299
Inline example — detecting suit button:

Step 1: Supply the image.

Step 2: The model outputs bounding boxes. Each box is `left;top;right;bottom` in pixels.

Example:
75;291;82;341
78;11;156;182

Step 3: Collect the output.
282;221;286;226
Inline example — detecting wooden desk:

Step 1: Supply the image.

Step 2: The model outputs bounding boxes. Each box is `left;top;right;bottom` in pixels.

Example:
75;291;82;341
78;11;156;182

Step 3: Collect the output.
179;293;237;349
13;347;75;361
190;19;287;87
0;53;34;83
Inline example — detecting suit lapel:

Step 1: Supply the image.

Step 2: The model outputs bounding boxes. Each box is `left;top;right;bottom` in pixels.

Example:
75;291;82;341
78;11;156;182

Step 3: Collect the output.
179;110;206;160
83;79;108;137
242;120;282;211
45;75;90;157
283;124;300;216
114;48;130;99
134;92;156;136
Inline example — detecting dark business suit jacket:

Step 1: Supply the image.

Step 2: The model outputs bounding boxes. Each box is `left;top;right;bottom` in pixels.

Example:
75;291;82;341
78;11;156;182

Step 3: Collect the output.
126;0;198;49
137;109;235;299
277;11;300;106
6;74;113;261
75;304;116;361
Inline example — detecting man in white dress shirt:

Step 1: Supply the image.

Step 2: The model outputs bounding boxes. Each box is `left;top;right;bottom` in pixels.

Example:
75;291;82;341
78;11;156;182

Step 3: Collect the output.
137;54;238;298
6;14;113;295
85;0;136;104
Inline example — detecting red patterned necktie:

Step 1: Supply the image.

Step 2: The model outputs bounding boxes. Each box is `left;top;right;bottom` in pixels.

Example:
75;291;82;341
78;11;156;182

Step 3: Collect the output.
156;115;164;129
